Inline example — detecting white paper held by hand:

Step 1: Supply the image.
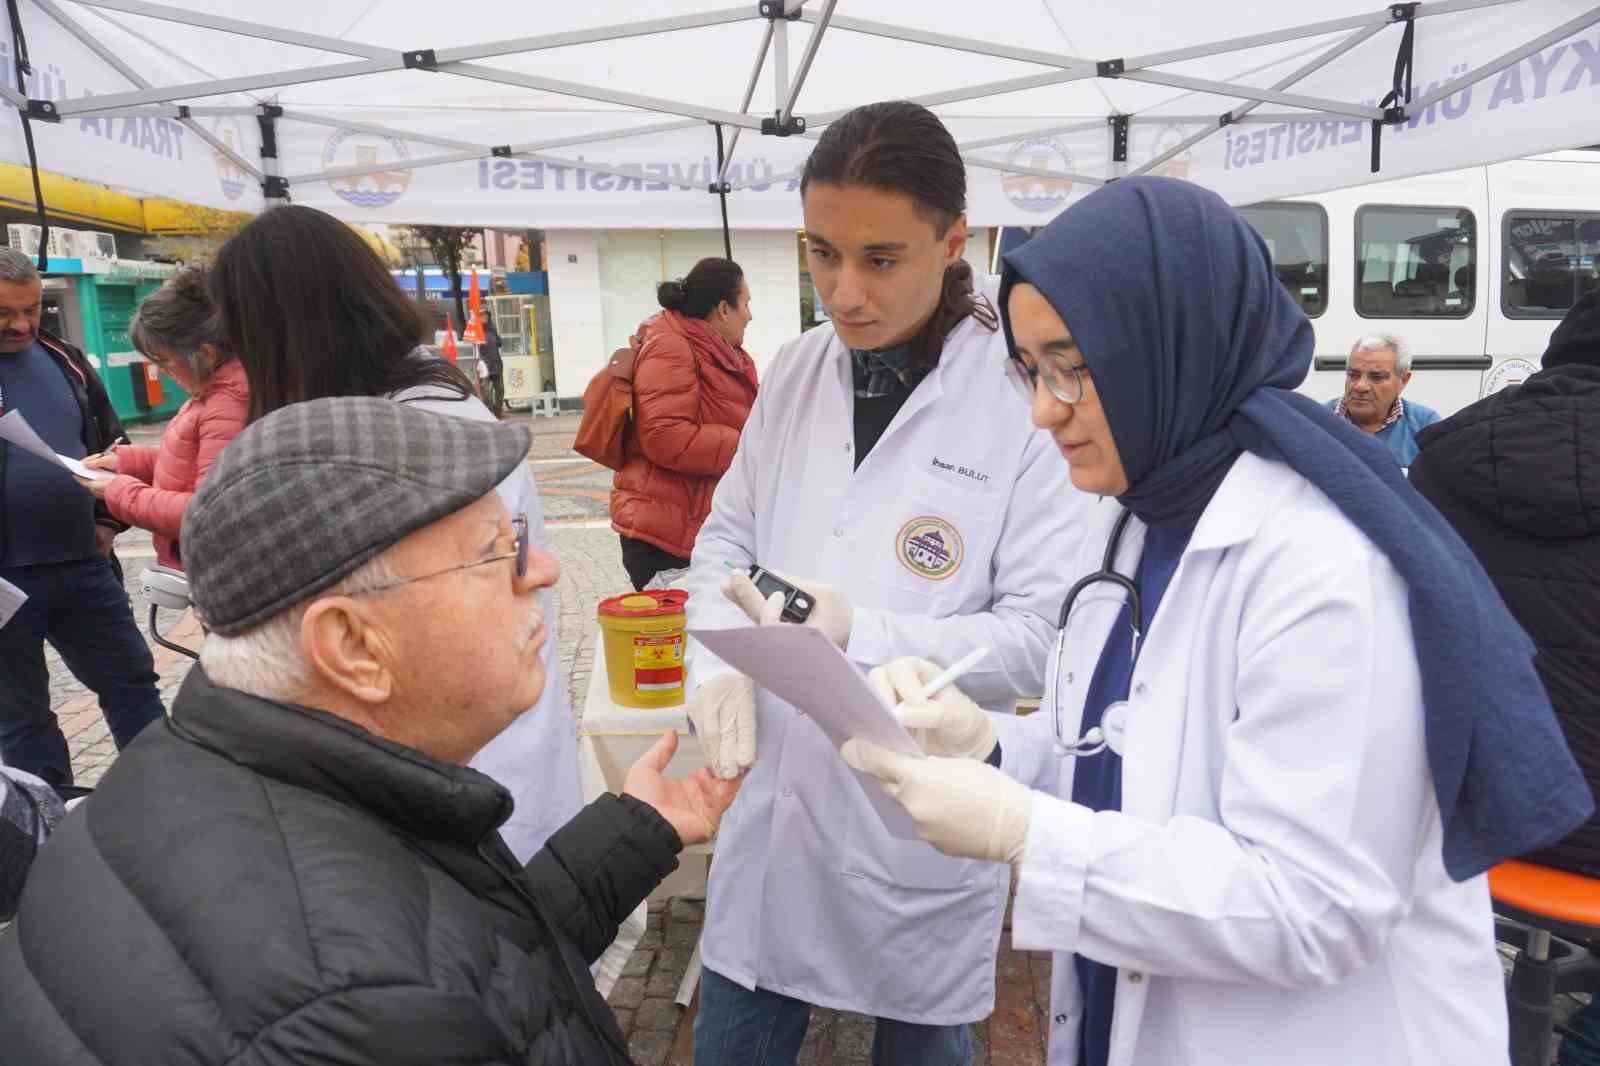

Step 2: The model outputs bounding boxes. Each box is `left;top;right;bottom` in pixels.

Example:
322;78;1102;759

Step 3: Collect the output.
0;576;25;630
0;410;113;481
689;623;927;841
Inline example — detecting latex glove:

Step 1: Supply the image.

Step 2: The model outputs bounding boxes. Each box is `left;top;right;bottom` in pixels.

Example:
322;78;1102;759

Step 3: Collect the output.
686;673;757;780
868;657;997;761
841;740;1033;866
724;569;854;650
623;729;744;846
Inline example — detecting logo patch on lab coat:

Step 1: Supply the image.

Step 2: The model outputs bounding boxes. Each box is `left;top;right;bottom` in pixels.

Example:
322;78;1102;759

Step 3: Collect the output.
896;516;965;581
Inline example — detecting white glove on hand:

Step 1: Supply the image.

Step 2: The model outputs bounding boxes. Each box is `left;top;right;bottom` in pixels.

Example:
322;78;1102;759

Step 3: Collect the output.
686;673;757;780
724;569;854;650
869;657;997;761
841;740;1034;866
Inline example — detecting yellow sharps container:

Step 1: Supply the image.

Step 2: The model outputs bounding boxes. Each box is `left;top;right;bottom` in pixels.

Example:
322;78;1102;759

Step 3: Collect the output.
596;589;689;708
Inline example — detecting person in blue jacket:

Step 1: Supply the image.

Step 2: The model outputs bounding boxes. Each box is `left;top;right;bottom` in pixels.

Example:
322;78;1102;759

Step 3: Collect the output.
1325;333;1439;466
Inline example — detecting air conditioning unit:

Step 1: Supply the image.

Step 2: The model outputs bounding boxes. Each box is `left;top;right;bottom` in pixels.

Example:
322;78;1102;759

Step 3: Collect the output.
72;231;116;260
46;229;75;260
7;224;40;256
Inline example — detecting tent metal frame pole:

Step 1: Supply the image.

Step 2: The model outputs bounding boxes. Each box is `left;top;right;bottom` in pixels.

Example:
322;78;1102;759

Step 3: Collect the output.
718;20;775;184
437;63;768;131
772;13;790;120
426;7;757;65
33;0;264;180
58;105;261;118
1406;3;1600;110
961;155;1105;186
60;0;391;59
1120;0;1522;73
803;12;1088;71
280;118;712;187
1116;70;1385;121
807;67;1100;127
957;121;1107;152
53;57;398;116
783;0;836;118
287;148;707;193
0;85;24;109
1130;20;1388;178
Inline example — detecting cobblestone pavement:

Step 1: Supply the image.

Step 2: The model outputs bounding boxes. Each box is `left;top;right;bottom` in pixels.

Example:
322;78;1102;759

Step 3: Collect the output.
50;411;1568;1065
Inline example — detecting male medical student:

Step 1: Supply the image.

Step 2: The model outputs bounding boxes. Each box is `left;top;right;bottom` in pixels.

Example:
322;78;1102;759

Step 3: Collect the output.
682;101;1084;1066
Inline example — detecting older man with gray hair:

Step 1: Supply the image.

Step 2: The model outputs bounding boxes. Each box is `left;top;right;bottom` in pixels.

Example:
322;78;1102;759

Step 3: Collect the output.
1326;333;1440;466
0;397;742;1065
0;247;162;796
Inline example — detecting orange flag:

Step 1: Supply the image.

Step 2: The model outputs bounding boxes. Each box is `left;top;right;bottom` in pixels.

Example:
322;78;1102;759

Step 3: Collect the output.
441;314;459;362
463;271;487;343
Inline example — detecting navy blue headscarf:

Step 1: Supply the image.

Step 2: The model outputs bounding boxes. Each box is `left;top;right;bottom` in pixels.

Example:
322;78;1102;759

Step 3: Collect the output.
1000;176;1592;881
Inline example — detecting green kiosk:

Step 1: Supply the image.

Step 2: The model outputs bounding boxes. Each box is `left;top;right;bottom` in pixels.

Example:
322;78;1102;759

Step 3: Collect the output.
41;257;186;425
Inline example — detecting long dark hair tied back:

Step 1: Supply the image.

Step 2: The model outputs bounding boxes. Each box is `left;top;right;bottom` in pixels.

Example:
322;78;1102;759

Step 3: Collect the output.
801;100;997;367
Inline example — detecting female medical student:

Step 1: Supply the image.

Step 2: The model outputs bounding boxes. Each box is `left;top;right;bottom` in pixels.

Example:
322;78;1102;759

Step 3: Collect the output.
683;101;1082;1066
844;176;1593;1066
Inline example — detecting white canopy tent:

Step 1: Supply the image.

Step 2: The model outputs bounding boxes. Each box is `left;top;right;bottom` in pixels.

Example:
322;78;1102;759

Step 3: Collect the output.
3;0;1599;231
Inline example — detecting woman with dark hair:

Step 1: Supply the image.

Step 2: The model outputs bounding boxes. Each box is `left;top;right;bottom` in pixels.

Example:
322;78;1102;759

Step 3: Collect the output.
209;205;473;425
611;256;757;591
207;205;581;870
76;266;249;571
681;102;1082;1066
846;176;1588;1066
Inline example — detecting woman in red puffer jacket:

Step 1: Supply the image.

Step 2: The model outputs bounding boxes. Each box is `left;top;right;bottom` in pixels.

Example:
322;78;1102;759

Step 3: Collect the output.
612;257;759;590
78;267;249;571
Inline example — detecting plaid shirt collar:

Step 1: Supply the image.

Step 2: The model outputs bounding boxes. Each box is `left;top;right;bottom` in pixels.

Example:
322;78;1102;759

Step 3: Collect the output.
1335;394;1405;430
850;342;923;399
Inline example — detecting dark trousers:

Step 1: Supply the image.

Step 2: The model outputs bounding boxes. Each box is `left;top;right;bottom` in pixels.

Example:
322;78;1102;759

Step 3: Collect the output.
0;557;164;787
619;535;691;592
481;371;505;416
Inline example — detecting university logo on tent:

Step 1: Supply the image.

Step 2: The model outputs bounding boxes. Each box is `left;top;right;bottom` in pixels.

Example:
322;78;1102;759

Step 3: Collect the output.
212;118;251;202
896;516;965;582
323;129;413;208
1002;137;1075;214
1144;124;1193;181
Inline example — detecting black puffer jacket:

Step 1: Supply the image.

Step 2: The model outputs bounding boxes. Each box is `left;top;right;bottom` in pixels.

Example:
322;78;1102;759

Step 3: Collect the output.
0;668;680;1064
1410;362;1600;877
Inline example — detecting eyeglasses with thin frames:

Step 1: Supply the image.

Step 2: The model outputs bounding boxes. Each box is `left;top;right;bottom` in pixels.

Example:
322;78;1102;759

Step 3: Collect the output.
1005;352;1089;406
349;514;529;596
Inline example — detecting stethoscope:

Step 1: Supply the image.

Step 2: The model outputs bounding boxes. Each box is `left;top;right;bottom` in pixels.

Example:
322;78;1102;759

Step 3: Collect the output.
1048;508;1144;757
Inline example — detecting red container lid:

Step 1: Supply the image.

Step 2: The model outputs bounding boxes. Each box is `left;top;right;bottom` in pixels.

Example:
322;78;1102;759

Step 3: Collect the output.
598;588;690;618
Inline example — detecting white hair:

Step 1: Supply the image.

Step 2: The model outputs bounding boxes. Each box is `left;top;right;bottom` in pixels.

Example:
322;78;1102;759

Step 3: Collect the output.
199;555;398;702
1351;333;1412;375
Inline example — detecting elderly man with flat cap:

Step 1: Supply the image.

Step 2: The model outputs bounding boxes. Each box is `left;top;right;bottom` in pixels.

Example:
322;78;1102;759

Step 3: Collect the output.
0;397;740;1065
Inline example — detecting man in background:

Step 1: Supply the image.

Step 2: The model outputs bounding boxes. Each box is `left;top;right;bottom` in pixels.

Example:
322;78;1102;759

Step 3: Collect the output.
0;248;162;794
1326;333;1439;466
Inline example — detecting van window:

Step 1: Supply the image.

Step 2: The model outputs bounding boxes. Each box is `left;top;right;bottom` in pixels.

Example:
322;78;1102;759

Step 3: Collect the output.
1355;206;1476;318
1237;203;1327;318
1502;212;1600;318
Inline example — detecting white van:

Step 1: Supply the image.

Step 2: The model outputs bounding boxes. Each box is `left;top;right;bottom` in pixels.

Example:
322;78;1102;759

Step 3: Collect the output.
1239;149;1600;418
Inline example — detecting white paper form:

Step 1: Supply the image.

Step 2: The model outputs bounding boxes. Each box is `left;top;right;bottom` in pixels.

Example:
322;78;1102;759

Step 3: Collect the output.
0;577;24;630
0;410;114;481
689;623;927;841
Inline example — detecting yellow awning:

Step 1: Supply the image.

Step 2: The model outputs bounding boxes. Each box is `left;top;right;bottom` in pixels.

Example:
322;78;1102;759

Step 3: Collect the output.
0;162;251;234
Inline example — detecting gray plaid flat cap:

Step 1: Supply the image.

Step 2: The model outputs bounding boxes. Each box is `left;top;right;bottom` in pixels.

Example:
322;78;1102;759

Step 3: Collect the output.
182;397;531;636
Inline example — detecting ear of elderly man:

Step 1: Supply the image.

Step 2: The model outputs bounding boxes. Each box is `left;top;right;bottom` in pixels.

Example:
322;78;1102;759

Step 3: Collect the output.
0;397;741;1066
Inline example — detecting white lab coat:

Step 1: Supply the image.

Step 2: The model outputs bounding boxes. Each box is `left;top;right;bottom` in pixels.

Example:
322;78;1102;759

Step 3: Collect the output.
993;453;1508;1066
686;286;1085;1024
392;386;582;864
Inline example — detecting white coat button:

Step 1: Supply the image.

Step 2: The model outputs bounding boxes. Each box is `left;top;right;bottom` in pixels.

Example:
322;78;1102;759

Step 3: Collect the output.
783;787;794;798
1134;683;1147;697
844;441;852;451
1066;672;1074;684
1127;971;1144;983
1054;1013;1069;1024
833;526;845;538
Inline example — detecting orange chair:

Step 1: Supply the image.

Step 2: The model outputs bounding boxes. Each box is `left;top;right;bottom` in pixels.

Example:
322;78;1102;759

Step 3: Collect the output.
1490;861;1600;1066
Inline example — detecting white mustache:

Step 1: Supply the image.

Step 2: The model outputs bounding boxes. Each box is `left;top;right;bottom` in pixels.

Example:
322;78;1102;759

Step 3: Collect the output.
517;604;546;648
